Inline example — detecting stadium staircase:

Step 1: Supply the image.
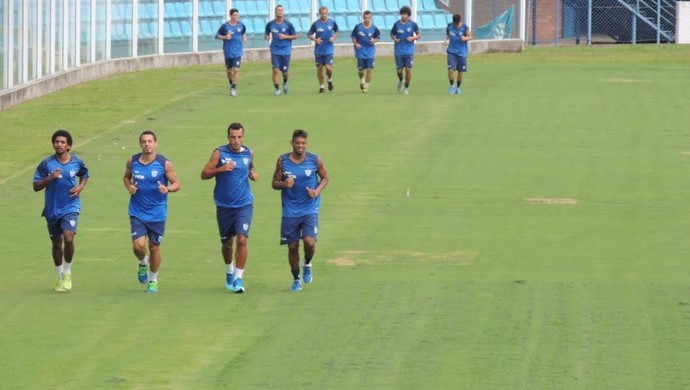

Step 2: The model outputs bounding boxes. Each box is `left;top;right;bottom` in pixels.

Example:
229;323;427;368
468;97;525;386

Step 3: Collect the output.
606;0;676;43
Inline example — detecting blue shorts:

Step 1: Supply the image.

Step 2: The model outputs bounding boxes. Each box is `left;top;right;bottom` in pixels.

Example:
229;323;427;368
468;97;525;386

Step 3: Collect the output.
314;54;333;67
130;216;166;246
225;57;242;69
46;212;79;239
395;55;414;69
357;58;375;70
447;53;467;72
217;204;253;243
280;214;319;245
271;54;291;72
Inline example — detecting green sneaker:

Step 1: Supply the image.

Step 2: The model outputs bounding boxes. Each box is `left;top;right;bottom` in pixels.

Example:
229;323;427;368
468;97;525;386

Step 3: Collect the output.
54;277;67;292
147;280;158;293
62;272;72;291
138;264;148;284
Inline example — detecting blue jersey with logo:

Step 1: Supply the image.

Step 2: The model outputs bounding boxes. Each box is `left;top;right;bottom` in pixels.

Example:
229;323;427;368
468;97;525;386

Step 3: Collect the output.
217;21;246;58
351;23;381;59
308;18;339;56
390;20;419;56
213;145;254;208
446;23;469;56
280;152;321;218
265;19;297;55
128;153;169;222
33;154;89;220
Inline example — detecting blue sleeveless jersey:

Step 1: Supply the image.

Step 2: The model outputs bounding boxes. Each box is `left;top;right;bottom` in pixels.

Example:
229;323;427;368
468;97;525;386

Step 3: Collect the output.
280;152;321;217
129;153;169;222
213;145;254;208
33;154;89;220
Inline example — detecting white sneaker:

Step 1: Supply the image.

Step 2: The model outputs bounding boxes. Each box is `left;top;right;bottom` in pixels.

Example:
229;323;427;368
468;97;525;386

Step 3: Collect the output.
274;89;281;96
403;88;410;95
397;81;403;93
230;89;237;97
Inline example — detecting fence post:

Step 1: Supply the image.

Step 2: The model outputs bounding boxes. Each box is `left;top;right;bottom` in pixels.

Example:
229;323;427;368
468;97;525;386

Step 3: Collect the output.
587;0;591;45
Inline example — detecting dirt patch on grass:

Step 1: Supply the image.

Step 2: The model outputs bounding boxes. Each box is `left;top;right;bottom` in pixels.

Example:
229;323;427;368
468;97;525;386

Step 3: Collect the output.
329;250;477;266
524;197;579;205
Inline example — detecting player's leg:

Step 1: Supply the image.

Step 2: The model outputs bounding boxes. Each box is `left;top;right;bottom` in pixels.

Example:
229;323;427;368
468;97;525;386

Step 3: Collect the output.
130;216;149;284
230;59;240;96
447;54;457;94
217;207;236;289
326;60;334;91
317;60;325;93
395;56;404;92
288;242;302;291
225;57;233;95
229;205;252;293
47;219;66;291
456;56;467;94
58;214;78;291
281;217;303;291
282;56;291;94
144;221;165;293
300;214;318;284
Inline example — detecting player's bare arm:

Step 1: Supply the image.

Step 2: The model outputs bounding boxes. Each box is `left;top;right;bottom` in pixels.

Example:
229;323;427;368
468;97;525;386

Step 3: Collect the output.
249;150;259;181
201;149;228;180
123;158;138;195
271;157;293;189
163;160;180;193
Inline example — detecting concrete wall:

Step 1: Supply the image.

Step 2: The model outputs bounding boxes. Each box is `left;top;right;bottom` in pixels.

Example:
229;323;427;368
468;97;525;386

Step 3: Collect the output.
678;1;690;44
0;39;523;111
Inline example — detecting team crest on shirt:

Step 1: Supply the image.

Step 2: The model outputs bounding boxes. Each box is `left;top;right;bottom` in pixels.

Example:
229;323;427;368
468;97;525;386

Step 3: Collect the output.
70;170;76;177
243;158;249;165
151;170;159;177
242;223;249;231
305;169;312;177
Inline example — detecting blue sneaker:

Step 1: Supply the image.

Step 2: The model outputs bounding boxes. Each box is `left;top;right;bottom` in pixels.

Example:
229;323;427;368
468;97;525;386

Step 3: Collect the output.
456;86;462;95
448;85;457;95
291;280;302;292
137;264;148;284
283;83;289;94
225;273;235;290
147;280;158;293
232;278;245;293
303;266;313;284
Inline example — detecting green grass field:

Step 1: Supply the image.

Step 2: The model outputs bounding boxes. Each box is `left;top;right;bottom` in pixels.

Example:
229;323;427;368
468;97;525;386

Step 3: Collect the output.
2;45;690;389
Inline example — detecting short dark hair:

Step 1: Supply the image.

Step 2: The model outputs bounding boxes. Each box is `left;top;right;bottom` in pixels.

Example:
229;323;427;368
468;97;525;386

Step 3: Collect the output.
229;8;239;16
227;122;244;134
139;130;157;142
292;129;308;140
363;10;372;17
400;6;411;16
453;14;461;24
52;129;73;146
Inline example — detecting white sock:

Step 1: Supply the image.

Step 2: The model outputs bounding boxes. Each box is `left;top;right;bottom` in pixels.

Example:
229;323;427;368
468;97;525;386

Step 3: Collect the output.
233;268;244;280
226;263;235;275
149;271;158;282
139;255;149;266
361;77;365;83
320;84;324;89
55;264;63;278
63;262;71;274
304;262;312;268
328;78;333;82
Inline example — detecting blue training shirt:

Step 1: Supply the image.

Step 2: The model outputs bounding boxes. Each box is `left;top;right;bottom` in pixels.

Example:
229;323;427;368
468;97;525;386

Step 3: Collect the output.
33;154;89;220
217;21;246;58
446;23;469;57
128;153;169;222
213;145;254;208
351;23;381;59
265;19;297;55
308;18;339;56
280;152;321;218
390;19;419;56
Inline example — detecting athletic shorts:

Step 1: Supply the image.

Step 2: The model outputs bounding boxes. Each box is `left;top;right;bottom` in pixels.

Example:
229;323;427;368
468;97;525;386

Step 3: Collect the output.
271;54;291;72
357;58;375;70
447;53;468;72
46;212;79;240
280;214;319;245
314;54;334;67
217;204;253;243
395;55;414;69
130;216;166;246
225;57;242;69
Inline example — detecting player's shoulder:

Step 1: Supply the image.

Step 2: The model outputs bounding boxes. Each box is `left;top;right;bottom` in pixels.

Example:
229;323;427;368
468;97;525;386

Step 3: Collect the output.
70;154;87;164
306;151;320;161
155;154;169;165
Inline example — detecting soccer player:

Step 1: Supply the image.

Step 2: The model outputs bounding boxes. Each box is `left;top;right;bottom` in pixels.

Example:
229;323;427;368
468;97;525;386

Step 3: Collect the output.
201;123;259;293
216;8;247;97
123;131;180;293
351;10;381;93
390;6;420;94
271;130;329;292
444;14;472;95
265;5;298;96
308;6;339;93
33;129;89;292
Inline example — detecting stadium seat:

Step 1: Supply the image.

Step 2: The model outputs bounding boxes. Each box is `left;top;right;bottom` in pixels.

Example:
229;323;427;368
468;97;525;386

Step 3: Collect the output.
169;21;183;38
212;1;226;15
347;15;359;30
180;20;192;37
346;0;361;12
434;13;450;28
420;0;437;12
300;16;312;32
138;22;150;39
387;0;400;12
319;0;335;11
286;0;301;16
256;1;270;16
332;0;348;13
334;15;348;31
253;18;268;34
370;0;386;12
419;14;435;28
373;14;385;29
243;1;259;16
297;0;312;14
164;2;178;19
174;2;188;18
199;1;213;17
148;22;159;38
385;14;397;29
